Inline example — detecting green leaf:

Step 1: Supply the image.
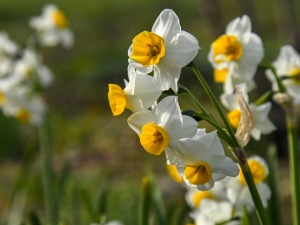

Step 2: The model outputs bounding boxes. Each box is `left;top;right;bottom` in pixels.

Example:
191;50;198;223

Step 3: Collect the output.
28;211;42;225
81;188;98;222
138;177;152;225
241;206;250;225
148;175;168;225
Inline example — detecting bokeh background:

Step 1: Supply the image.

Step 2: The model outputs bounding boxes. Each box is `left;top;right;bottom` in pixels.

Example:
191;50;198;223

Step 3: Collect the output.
0;0;299;224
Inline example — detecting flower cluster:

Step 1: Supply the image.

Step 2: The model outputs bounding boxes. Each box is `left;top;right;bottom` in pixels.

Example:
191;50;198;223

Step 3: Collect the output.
0;4;74;125
108;9;239;192
183;155;270;225
108;8;299;225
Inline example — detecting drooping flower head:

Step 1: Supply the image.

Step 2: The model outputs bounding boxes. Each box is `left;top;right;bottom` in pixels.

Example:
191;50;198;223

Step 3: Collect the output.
266;45;300;104
208;15;264;93
29;4;74;48
128;9;199;93
108;65;162;116
173;131;239;191
127;96;198;155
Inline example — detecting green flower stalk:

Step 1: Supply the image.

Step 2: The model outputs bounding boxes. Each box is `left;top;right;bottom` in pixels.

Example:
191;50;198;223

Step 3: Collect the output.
188;61;270;225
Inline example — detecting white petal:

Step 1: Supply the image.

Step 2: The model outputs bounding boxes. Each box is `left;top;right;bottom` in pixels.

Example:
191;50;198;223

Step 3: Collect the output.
209;155;239;178
151;9;181;44
153;59;180;92
166;31;199;67
127;111;153;135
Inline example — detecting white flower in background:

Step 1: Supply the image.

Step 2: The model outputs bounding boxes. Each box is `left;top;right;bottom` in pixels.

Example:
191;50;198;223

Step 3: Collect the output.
190;199;238;225
90;221;124;225
108;65;162;116
266;45;300;104
128;9;199;93
225;155;271;215
29;4;74;48
0;87;46;125
208;15;264;93
127;96;198;155
185;180;228;209
173;131;239;191
221;84;276;140
10;48;53;88
0;31;19;76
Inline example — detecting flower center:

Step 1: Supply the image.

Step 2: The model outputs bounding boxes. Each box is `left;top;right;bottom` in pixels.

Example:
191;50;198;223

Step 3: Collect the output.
16;109;31;123
214;68;228;83
52;10;69;28
193;190;214;207
227;109;241;129
289;68;300;84
184;161;212;185
130;31;166;67
139;123;169;155
108;84;127;116
239;159;267;185
212;35;243;62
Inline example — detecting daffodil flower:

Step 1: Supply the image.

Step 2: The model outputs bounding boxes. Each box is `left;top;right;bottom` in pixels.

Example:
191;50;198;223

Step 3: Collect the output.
266;45;300;104
0;31;19;77
29;4;74;48
221;84;276;141
128;9;199;93
190;199;235;225
185;181;227;209
208;15;264;93
0;87;46;125
108;65;162;116
173;131;239;191
127;96;198;155
10;48;53;88
225;155;271;215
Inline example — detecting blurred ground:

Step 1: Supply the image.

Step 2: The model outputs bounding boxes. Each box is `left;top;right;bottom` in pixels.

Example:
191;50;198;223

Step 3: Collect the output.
0;0;299;224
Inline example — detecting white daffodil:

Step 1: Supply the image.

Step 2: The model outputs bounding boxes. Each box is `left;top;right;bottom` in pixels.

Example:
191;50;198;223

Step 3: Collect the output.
29;4;74;48
0;87;46;125
10;48;53;88
185;180;228;209
266;45;300;104
90;221;123;225
221;84;276;141
190;199;238;225
108;65;162;116
208;15;264;93
128;9;199;93
0;31;19;77
225;155;271;215
172;131;239;191
127;96;198;155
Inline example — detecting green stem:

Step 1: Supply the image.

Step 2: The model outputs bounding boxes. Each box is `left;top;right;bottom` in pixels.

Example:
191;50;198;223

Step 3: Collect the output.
39;121;57;225
187;62;239;147
262;58;286;93
179;84;236;146
238;149;270;225
286;111;300;225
